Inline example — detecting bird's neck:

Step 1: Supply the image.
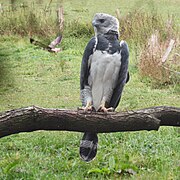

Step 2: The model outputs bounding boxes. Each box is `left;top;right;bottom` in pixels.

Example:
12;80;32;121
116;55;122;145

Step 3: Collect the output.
103;30;119;40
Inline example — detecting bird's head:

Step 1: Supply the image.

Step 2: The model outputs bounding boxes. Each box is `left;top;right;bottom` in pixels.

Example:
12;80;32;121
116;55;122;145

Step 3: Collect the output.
92;13;119;36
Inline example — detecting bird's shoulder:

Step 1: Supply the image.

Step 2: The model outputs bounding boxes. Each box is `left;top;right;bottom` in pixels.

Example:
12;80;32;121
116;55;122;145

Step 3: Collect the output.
82;37;97;61
120;40;129;51
85;37;97;52
119;40;129;61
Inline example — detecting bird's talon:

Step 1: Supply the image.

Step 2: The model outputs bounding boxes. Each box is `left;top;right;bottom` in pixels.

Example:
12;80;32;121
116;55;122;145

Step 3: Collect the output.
98;106;107;113
85;106;93;112
107;107;115;112
98;106;114;113
78;106;93;112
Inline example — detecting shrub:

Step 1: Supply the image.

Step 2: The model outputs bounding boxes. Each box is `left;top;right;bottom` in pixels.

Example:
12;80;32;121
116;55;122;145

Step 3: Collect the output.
64;19;93;38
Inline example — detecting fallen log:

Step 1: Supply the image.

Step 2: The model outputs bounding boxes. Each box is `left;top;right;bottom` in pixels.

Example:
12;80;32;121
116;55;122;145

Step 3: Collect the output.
0;106;179;138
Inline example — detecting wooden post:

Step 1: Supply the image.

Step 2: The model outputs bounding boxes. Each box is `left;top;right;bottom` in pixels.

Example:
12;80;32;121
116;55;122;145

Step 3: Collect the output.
57;6;64;33
162;39;175;63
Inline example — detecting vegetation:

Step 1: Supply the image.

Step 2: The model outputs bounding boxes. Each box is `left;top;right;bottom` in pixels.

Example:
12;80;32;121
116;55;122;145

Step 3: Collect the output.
0;0;179;179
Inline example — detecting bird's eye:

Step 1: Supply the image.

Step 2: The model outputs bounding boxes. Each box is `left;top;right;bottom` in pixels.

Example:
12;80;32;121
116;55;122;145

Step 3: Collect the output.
99;19;105;23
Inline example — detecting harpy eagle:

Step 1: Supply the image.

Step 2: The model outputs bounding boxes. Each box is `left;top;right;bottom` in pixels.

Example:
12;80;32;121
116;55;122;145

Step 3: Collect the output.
79;13;129;162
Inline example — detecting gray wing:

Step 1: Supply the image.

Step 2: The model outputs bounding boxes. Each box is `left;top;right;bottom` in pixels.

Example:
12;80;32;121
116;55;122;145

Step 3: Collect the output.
109;41;129;109
80;37;97;106
48;36;62;49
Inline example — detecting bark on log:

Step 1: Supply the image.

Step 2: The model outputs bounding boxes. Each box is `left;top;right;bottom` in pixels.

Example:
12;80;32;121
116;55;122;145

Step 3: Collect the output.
0;106;179;138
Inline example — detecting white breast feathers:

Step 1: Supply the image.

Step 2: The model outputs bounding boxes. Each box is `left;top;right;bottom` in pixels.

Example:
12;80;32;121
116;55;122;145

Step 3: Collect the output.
88;50;121;110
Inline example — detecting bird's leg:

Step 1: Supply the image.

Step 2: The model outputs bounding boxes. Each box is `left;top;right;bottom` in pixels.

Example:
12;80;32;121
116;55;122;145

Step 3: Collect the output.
79;86;94;112
98;99;114;113
84;100;93;112
78;100;93;112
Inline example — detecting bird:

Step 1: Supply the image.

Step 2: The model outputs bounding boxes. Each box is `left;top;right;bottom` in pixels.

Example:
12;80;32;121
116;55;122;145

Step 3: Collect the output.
79;13;129;162
30;35;62;53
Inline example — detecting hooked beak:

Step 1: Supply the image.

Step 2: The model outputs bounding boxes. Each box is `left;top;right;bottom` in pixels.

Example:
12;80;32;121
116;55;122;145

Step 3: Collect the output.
92;20;98;27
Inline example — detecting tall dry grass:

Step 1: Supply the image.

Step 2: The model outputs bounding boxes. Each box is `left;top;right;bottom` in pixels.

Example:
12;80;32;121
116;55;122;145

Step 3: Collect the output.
119;10;165;44
0;4;178;41
0;4;58;38
139;24;179;85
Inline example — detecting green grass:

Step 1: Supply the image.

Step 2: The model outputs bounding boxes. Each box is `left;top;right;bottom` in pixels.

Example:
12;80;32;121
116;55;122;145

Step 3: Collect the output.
0;35;179;180
0;128;179;179
0;36;179;112
0;0;180;179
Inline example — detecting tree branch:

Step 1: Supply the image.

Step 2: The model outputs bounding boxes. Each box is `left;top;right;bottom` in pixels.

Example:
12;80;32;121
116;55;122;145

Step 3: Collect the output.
0;106;179;138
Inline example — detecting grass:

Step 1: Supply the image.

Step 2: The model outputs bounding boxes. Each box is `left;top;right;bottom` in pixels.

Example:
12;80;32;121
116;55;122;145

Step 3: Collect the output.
0;0;180;179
